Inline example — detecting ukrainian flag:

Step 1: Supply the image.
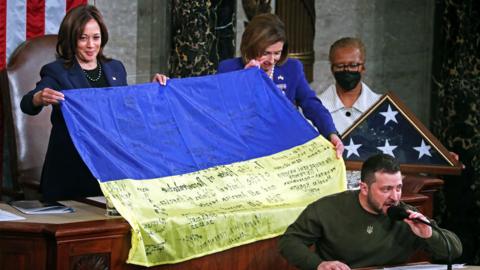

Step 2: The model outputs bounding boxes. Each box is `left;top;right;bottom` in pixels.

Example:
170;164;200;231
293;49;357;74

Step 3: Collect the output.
61;68;346;266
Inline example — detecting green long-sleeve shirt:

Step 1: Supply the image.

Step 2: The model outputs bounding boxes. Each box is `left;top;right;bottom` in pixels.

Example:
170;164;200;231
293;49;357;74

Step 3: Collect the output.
278;190;462;270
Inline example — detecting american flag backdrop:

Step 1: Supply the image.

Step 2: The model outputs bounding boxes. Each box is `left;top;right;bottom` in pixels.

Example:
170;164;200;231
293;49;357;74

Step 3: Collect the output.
341;92;460;174
0;0;87;70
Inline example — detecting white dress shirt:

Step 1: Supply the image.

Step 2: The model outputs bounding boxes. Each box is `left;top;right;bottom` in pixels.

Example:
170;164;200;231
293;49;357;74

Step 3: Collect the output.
319;82;381;134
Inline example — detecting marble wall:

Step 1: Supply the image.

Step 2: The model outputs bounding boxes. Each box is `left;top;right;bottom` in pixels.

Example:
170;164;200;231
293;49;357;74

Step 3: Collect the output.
89;0;170;84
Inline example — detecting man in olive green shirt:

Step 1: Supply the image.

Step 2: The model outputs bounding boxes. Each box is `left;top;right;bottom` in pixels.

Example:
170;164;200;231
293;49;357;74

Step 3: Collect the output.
278;154;462;270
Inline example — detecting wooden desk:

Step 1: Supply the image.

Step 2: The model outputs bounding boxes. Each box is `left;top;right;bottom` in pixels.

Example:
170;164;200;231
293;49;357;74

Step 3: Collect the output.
0;202;129;270
0;201;294;270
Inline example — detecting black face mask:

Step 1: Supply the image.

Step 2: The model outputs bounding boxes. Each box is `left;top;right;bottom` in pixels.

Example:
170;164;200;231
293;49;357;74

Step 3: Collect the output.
333;71;361;91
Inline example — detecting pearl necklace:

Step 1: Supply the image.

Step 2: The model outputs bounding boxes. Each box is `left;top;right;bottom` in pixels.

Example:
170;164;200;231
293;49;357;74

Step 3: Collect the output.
268;65;275;80
82;63;102;82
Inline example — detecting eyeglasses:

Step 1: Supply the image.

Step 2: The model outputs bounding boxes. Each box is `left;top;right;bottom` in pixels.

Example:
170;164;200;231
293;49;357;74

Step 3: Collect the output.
331;63;363;72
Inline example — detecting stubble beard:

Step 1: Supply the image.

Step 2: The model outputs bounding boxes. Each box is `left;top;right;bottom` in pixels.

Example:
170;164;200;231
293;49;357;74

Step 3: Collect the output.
366;192;385;215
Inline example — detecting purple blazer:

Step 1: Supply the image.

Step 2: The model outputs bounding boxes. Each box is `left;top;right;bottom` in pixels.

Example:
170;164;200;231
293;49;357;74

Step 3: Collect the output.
218;57;337;138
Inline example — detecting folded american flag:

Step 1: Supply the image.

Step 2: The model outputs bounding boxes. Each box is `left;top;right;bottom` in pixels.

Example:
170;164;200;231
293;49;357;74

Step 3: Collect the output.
341;92;461;175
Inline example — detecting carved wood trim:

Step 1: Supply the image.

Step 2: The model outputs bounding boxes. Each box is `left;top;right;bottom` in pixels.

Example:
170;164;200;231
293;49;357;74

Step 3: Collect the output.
70;253;109;270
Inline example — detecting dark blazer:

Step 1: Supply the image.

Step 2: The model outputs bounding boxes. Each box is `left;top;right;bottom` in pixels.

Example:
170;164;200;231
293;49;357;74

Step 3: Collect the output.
217;57;337;138
21;58;127;200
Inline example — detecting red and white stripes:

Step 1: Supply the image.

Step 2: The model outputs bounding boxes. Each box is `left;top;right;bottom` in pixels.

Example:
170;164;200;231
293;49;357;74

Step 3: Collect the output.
0;0;86;70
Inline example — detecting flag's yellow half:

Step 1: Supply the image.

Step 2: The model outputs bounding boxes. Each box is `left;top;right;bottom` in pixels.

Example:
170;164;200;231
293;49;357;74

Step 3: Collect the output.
100;135;346;267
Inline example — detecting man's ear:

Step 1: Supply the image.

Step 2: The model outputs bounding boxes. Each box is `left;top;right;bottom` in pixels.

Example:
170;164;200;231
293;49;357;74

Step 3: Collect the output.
359;181;368;196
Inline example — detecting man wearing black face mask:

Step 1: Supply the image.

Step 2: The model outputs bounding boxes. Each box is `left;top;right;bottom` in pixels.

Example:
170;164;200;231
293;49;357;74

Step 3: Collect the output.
319;37;381;134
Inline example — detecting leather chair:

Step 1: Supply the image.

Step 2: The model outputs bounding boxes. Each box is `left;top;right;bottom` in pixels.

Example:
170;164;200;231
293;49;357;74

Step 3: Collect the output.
0;35;58;199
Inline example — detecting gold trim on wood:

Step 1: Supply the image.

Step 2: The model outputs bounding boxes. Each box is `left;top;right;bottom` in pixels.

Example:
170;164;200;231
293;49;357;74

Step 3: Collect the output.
288;52;315;63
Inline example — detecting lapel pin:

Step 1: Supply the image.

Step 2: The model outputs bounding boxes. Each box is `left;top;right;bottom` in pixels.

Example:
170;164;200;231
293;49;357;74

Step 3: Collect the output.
278;75;284;80
112;76;117;81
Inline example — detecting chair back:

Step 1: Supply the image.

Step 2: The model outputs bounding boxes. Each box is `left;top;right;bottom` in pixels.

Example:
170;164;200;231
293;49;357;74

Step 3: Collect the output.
0;35;57;198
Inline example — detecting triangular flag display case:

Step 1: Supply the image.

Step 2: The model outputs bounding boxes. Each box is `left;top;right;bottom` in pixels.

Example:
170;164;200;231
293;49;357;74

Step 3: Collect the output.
341;92;462;175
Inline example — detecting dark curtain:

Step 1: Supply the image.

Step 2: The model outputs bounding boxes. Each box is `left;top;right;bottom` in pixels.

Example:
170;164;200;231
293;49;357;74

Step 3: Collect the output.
431;0;480;264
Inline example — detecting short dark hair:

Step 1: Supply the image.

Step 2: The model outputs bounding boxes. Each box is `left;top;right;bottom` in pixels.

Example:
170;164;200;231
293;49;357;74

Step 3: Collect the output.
329;37;366;63
56;5;109;68
360;154;400;185
240;13;289;65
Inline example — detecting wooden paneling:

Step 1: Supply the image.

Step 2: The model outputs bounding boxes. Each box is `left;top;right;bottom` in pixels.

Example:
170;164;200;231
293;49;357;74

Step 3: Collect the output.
0;236;47;270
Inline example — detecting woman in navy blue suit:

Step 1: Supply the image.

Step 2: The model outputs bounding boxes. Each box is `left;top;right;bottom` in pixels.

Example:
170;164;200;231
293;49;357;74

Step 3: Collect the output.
217;13;344;158
20;5;167;200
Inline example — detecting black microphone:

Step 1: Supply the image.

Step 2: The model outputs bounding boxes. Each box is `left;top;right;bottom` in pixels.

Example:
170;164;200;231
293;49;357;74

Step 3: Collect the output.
387;205;431;226
387;205;452;270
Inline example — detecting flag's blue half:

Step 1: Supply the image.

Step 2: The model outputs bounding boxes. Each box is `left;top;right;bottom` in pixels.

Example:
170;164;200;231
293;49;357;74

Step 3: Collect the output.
61;68;318;181
342;96;450;165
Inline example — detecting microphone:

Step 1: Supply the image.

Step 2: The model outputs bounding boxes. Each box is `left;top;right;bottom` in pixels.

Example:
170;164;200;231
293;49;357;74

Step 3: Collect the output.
387;205;452;270
387;205;431;226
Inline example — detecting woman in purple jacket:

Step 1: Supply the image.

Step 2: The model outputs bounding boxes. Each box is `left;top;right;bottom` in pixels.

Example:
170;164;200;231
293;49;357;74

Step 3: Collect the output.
218;13;343;158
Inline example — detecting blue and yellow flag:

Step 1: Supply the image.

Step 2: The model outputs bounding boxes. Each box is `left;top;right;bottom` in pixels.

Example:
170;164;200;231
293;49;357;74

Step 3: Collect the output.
61;68;346;266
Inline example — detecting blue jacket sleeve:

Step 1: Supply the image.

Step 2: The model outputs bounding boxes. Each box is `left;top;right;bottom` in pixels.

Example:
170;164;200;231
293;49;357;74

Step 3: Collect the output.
292;60;337;138
20;63;62;115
